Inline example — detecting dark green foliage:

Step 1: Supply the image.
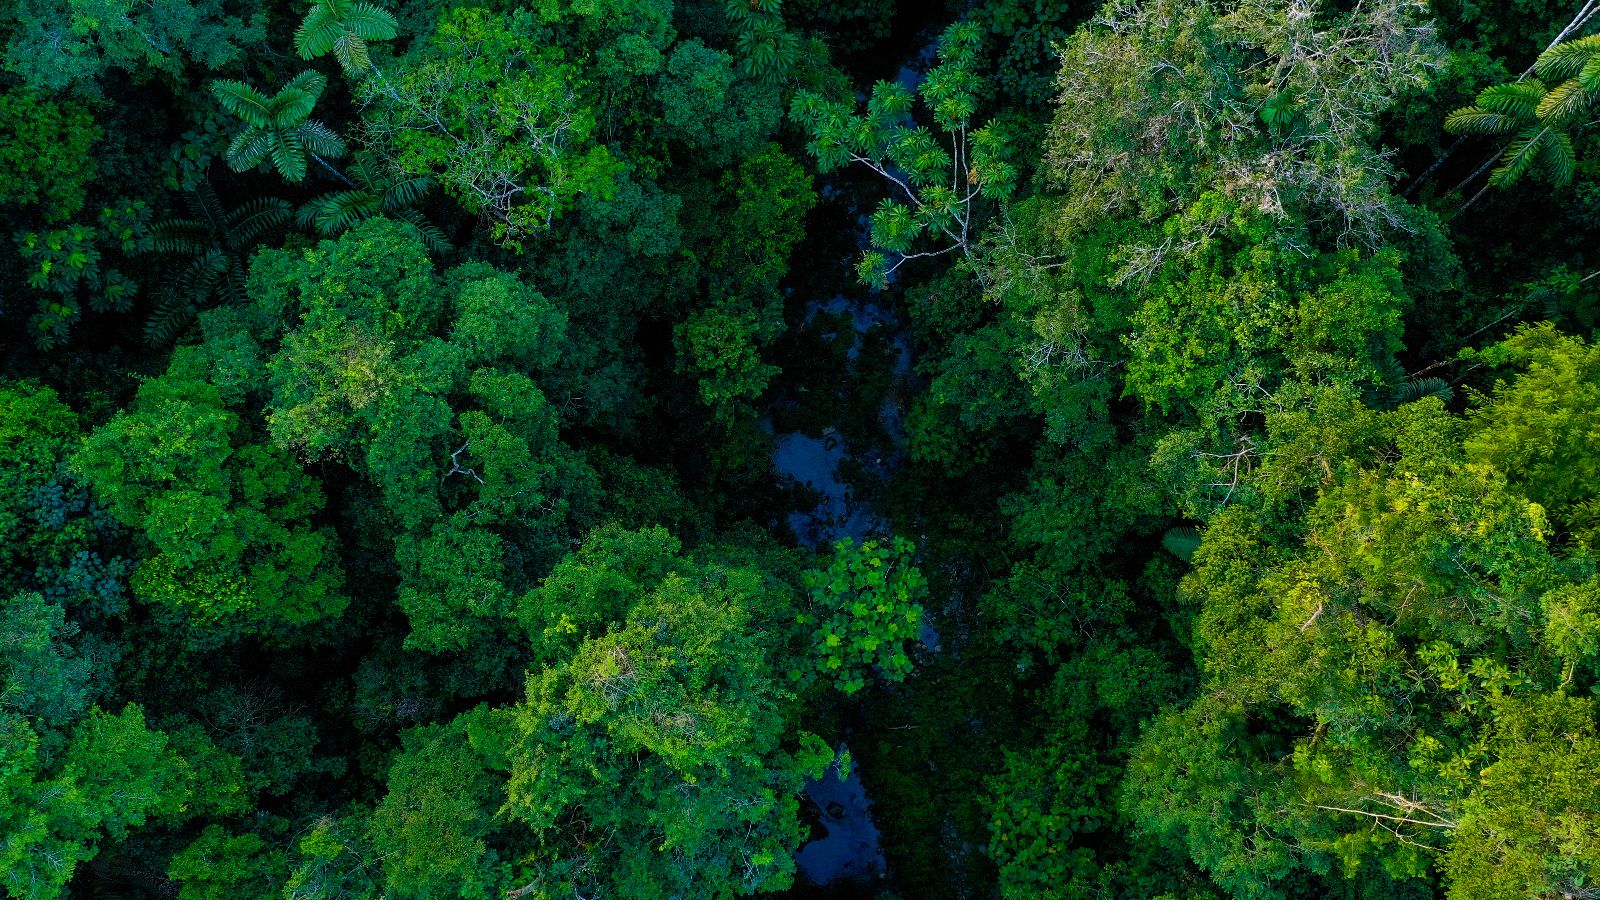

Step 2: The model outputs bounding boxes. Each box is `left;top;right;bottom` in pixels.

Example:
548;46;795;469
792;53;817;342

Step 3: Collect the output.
4;1;1600;898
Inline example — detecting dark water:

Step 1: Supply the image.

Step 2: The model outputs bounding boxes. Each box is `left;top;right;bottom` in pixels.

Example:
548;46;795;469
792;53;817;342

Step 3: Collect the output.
771;25;945;898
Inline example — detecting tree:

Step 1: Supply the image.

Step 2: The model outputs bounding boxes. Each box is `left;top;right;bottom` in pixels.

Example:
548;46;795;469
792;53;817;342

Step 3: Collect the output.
72;349;346;638
359;7;621;247
792;22;1017;286
801;536;927;694
146;182;291;346
294;0;398;74
214;72;346;183
1445;33;1600;198
295;152;446;252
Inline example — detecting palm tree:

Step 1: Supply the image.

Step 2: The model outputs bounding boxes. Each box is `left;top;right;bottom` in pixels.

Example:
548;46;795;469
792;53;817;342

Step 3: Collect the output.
1444;34;1599;205
145;182;291;345
296;152;450;253
295;0;399;74
213;72;346;183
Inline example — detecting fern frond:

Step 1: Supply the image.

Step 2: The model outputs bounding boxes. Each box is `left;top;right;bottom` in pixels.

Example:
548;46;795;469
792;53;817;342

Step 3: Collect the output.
1535;34;1600;81
1535;78;1591;127
212;80;273;127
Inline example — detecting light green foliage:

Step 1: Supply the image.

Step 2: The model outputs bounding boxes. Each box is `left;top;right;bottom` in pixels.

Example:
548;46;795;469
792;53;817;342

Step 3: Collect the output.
367;7;622;247
370;714;504;898
0;89;99;222
213;71;345;183
792;22;1017;286
72;349;346;635
3;0;266;92
1463;325;1600;549
801;537;926;694
495;527;824;898
0;705;244;900
1125;341;1600;896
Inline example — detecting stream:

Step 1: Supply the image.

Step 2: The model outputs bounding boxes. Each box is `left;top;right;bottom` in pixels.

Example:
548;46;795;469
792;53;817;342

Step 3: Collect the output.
770;26;944;896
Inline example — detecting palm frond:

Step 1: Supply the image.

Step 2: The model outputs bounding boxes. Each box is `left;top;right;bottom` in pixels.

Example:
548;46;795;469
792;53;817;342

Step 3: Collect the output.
1162;526;1202;562
381;175;432;209
1392;377;1453;406
296;120;346;159
1475;81;1545;119
344;2;398;40
212;80;274;127
226;128;272;171
271;131;309;183
1443;107;1515;136
396;209;451;255
295;11;345;59
334;34;371;73
273;83;322;126
299;191;378;235
1539;131;1576;187
1535;78;1591;127
144;293;199;347
227;197;292;247
1490;126;1549;187
1535;34;1600;81
149;220;210;254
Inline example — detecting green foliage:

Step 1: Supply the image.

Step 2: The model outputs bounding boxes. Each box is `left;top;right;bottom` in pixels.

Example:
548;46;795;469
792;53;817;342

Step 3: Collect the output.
214;71;345;183
792;22;1017;286
296;152;447;252
0;89;100;222
1445;32;1600;190
13;201;150;347
801;537;926;694
147;182;290;346
723;0;799;84
72;349;346;636
3;0;267;92
294;0;399;73
367;7;622;247
498;527;823;898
